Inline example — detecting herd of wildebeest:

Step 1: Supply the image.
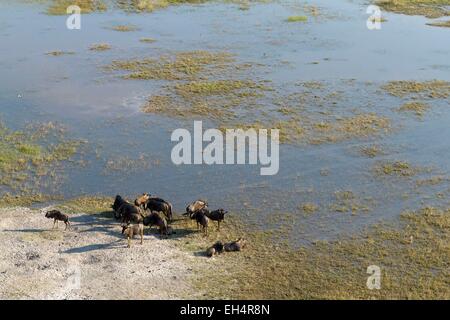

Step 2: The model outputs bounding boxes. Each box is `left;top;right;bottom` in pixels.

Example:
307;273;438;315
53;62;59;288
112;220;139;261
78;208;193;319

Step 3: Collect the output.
44;193;246;257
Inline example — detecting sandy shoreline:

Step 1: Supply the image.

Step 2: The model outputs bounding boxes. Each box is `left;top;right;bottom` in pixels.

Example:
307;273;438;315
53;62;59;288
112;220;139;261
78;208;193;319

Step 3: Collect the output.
0;206;206;300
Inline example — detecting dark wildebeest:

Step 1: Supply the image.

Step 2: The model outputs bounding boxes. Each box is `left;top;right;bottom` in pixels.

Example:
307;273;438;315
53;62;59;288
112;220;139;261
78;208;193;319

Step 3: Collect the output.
143;195;173;222
112;195;143;224
206;241;224;257
121;223;144;248
191;208;209;236
224;238;246;252
143;211;169;237
45;209;71;230
205;209;228;231
184;199;208;217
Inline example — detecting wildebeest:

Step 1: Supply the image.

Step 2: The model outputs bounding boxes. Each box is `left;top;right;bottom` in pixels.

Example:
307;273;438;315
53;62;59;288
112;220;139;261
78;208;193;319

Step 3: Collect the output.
205;209;228;231
143;211;169;237
122;223;144;248
45;209;71;230
224;238;246;252
206;241;224;257
191;208;209;236
143;195;173;222
185;199;208;217
112;195;143;224
134;193;150;209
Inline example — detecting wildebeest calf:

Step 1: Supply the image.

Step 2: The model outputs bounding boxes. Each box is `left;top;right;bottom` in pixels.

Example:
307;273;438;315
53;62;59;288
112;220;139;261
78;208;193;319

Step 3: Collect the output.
206;241;224;257
45;210;71;230
191;208;209;236
143;211;169;237
224;238;246;252
122;223;144;248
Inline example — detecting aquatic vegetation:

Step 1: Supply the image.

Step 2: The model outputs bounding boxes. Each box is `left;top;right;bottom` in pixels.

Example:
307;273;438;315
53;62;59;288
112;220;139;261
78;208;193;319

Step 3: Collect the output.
398;101;430;116
46;0;106;15
375;0;450;19
382;80;450;98
103;153;160;174
108;51;234;80
110;24;139;32
46;50;75;56
115;0;209;13
426;19;450;27
330;190;372;214
416;176;447;187
184;205;450;299
300;203;318;214
0;120;83;192
359;145;382;158
374;161;419;177
140;37;156;43
89;43;111;51
286;15;308;22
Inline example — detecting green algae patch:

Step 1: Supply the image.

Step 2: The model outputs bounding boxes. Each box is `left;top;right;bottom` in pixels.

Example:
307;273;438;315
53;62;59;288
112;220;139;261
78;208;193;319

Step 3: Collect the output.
89;43;111;51
286;15;308;22
375;0;450;19
46;0;106;15
181;206;450;299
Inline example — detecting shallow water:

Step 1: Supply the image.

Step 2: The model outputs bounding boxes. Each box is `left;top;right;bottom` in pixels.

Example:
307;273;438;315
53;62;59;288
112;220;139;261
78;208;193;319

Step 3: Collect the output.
0;0;449;243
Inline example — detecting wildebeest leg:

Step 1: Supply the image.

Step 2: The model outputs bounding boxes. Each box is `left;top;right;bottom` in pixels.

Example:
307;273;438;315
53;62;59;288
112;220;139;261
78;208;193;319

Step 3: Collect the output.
127;235;131;248
140;229;143;245
52;219;56;229
55;220;59;229
65;221;68;230
217;221;220;231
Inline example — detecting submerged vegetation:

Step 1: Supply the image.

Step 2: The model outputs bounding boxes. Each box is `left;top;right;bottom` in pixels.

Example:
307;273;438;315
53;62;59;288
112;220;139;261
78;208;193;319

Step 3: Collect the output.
174;204;450;299
286;15;308;22
89;43;111;51
110;24;139;32
382;80;450;98
46;0;107;15
426;19;450;27
375;0;450;19
374;161;420;177
46;50;75;56
398;101;430;117
0;120;83;193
